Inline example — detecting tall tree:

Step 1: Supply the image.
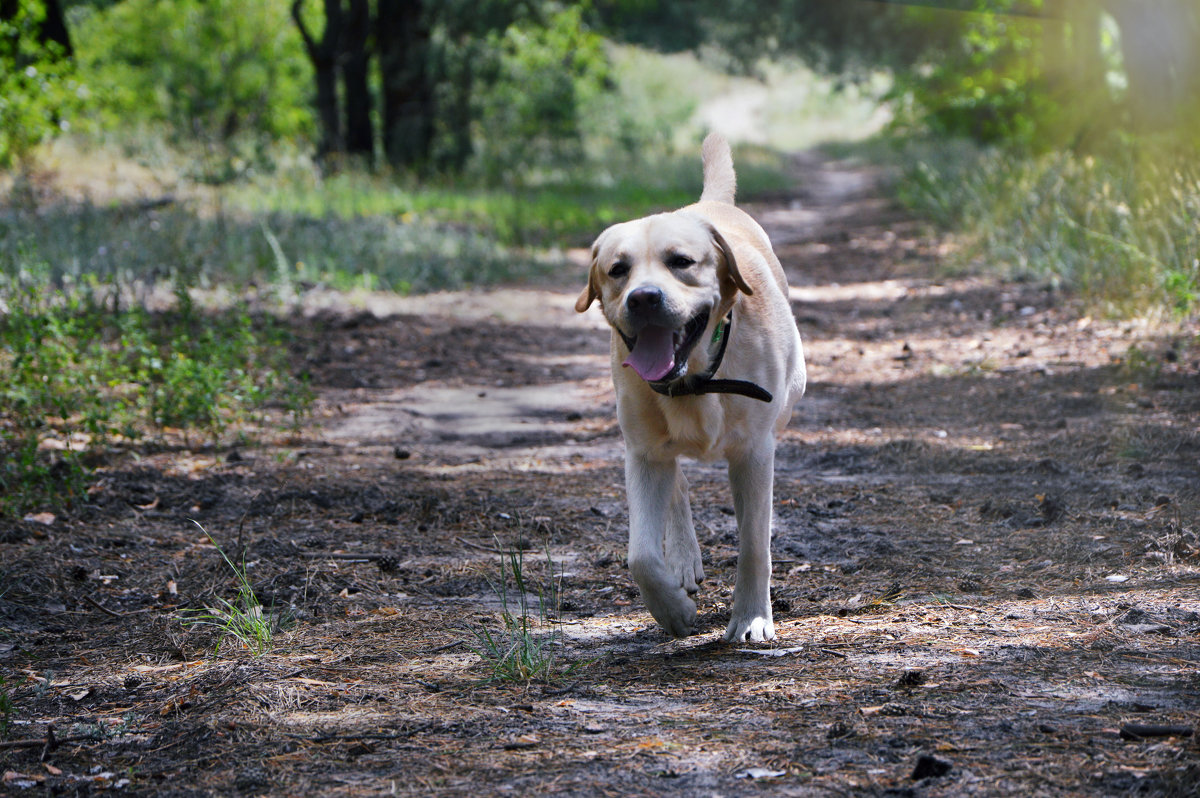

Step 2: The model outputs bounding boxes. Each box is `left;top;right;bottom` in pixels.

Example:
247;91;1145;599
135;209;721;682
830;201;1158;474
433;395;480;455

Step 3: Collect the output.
341;0;373;161
292;0;343;161
376;0;434;170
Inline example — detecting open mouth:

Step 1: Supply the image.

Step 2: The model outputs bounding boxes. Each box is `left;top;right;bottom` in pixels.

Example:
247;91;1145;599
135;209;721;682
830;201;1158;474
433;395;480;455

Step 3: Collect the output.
620;308;710;383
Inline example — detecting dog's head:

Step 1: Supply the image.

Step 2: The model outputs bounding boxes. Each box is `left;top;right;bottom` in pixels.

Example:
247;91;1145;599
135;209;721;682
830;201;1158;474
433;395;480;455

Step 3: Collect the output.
575;211;752;384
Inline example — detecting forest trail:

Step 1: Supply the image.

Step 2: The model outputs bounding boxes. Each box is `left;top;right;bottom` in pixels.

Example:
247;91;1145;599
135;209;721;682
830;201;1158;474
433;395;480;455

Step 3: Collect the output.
3;151;1198;796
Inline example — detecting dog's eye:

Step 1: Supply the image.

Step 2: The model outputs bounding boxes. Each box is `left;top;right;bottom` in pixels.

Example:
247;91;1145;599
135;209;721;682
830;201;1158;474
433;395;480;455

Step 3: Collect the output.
609;261;630;278
666;254;695;270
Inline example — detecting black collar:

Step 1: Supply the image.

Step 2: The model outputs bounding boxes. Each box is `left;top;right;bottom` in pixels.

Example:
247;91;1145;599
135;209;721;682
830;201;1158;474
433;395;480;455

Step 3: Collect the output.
647;311;773;403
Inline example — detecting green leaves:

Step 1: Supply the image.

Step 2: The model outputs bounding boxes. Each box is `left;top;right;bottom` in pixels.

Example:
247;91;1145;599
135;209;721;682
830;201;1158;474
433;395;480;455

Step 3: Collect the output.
0;0;87;169
73;0;314;168
0;264;310;518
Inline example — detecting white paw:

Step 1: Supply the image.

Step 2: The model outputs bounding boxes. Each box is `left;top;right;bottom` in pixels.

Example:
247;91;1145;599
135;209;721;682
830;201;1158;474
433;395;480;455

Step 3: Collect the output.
723;613;775;643
642;583;697;637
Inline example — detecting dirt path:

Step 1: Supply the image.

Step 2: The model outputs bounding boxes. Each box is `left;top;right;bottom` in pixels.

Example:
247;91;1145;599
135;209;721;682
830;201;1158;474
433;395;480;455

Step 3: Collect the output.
3;154;1199;796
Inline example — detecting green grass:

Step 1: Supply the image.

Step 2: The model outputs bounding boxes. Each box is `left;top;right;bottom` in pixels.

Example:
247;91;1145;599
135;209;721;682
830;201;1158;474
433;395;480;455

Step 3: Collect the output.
224;144;793;250
0;257;311;519
474;543;582;685
890;136;1200;317
3;145;790;297
182;522;278;657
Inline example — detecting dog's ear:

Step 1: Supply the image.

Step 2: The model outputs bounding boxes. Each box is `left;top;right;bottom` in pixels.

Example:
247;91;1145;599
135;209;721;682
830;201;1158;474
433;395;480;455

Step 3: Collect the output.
710;225;752;296
575;241;602;312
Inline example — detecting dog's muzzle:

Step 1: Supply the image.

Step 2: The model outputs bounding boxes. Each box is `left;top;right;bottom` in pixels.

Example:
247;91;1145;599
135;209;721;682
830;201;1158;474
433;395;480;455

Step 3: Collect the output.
619;299;710;384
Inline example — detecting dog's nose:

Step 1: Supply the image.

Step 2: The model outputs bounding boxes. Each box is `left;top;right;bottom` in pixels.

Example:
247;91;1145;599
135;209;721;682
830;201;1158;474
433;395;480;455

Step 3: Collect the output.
626;286;664;319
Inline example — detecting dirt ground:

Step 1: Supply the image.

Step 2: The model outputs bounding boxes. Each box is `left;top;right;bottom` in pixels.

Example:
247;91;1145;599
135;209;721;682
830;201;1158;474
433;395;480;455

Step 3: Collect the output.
3;152;1199;797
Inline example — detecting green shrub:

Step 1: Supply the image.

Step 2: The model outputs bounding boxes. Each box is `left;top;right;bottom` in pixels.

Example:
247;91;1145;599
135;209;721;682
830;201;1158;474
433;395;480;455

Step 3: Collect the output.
71;0;314;171
473;5;612;184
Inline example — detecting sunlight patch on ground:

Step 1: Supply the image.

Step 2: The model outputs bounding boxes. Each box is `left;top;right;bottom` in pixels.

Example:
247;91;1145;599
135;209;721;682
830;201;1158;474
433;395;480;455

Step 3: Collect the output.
297;287;606;329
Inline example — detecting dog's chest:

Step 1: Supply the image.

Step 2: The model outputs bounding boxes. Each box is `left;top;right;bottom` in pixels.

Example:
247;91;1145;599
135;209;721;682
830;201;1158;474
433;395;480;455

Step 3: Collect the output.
623;392;746;461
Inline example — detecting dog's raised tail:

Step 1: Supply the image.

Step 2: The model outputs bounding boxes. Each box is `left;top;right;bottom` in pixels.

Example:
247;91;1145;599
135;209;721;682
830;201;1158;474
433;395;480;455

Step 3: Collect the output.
699;133;736;205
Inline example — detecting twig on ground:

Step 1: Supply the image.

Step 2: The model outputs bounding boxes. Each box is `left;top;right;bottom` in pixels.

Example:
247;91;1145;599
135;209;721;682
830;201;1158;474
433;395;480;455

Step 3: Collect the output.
541;681;579;696
429;640;466;654
81;594;152;618
1119;723;1194;740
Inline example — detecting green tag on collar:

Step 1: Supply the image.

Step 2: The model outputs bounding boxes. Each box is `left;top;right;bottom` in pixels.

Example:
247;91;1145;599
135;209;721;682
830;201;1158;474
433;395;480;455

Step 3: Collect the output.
711;319;725;345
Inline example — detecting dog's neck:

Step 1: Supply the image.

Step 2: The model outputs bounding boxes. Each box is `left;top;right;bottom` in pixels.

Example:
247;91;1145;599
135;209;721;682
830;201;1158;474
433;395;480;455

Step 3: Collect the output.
647;311;773;403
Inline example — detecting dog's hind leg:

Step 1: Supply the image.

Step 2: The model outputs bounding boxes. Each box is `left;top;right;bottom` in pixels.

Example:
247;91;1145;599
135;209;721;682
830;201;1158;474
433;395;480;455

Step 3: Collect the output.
724;438;777;642
625;451;699;637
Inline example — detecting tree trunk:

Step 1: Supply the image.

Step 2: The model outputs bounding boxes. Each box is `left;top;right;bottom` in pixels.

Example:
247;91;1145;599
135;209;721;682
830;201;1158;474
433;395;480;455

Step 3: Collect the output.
433;48;474;174
40;0;72;56
377;0;435;171
293;0;344;163
341;0;373;163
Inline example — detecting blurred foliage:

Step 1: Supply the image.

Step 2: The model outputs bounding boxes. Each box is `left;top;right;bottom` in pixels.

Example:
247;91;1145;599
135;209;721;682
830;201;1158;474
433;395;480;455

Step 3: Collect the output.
0;0;88;170
596;0;1200;152
473;5;611;183
0;0;1195;324
1;0;1195;171
886;3;1056;147
70;0;314;171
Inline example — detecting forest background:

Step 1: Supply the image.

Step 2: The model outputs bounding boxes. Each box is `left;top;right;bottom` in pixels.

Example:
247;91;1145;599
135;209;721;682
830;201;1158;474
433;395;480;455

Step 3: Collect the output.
1;0;1198;521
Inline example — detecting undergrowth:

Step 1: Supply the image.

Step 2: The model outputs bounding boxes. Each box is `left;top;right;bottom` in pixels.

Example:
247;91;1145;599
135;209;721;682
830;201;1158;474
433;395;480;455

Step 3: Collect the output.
226;145;791;251
893;137;1200;317
0;258;311;519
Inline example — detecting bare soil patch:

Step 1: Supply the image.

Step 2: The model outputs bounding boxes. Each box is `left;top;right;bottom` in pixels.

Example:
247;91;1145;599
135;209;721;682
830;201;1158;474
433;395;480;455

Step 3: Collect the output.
3;154;1198;796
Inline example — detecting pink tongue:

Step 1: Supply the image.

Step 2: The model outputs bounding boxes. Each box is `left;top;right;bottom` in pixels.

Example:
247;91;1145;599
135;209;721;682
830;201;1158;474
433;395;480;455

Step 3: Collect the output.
622;325;676;381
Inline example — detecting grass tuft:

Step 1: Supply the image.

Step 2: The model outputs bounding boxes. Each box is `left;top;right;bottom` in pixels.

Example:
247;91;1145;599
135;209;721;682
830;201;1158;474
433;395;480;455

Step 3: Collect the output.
0;675;14;738
474;542;583;685
181;521;278;657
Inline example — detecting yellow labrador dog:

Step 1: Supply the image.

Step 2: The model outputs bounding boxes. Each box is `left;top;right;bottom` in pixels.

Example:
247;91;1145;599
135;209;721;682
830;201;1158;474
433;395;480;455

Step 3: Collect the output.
576;133;805;642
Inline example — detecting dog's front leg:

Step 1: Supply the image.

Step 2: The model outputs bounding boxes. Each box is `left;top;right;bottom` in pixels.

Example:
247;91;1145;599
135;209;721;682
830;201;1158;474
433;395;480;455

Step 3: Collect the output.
724;439;776;642
625;450;698;637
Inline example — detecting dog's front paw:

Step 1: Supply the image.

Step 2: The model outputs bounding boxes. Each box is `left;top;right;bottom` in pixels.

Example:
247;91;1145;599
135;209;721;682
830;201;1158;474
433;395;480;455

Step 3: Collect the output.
630;556;697;636
645;587;697;638
723;612;775;643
